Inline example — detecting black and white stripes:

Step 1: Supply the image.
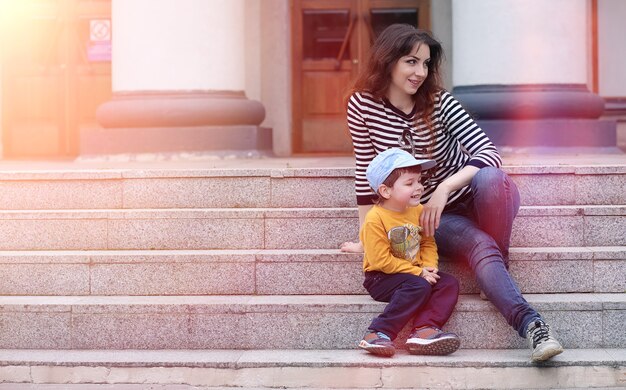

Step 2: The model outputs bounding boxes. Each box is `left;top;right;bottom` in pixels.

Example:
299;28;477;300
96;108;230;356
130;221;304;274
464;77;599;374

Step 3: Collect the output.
347;90;502;206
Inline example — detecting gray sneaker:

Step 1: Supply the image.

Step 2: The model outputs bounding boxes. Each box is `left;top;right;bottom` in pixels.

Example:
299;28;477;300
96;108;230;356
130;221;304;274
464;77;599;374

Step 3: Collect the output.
526;319;564;362
358;331;395;357
405;326;460;355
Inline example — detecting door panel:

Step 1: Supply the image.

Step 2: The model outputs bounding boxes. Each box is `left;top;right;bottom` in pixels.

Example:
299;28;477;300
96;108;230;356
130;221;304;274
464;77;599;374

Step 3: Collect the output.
292;0;430;154
303;71;351;114
1;0;111;158
1;1;64;157
293;0;357;154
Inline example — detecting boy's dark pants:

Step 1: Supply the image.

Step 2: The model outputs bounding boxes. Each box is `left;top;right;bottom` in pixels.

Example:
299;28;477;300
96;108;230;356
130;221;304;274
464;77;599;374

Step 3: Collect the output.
363;271;459;340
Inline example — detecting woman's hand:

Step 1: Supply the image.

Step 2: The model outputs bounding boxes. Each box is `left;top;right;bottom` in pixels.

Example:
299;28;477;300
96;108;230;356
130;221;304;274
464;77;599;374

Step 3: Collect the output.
420;184;450;237
419;166;480;237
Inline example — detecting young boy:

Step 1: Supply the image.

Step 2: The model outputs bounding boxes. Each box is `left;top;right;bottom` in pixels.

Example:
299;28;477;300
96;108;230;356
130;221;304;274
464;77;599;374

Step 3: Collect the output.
358;148;461;357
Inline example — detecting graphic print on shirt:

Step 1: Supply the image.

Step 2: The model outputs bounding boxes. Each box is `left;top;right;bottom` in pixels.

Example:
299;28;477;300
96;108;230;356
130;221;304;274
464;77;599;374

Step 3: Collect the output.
398;128;416;156
388;224;422;261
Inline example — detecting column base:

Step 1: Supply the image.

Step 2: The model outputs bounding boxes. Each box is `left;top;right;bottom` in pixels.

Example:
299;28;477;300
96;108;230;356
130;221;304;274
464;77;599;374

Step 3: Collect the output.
453;84;616;147
86;91;270;155
80;125;272;155
476;118;616;147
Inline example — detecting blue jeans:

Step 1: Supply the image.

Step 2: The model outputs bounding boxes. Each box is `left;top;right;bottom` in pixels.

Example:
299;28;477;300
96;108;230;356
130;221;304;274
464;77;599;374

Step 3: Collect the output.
364;270;459;340
434;167;539;337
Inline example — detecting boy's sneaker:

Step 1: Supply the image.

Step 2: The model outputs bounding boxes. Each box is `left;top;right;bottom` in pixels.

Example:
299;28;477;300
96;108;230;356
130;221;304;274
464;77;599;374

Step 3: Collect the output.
405;326;460;355
358;331;395;357
526;319;564;362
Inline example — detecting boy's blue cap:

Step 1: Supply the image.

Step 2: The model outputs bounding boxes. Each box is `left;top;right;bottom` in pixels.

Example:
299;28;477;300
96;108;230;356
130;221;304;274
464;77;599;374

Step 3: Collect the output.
366;148;436;191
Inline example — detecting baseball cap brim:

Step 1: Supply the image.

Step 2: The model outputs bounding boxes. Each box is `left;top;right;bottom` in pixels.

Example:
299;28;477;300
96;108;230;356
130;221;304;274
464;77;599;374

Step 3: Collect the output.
396;158;436;171
366;148;437;192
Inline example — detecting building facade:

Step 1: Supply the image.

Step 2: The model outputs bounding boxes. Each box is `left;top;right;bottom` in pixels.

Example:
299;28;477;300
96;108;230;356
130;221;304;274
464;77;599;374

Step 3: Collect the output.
0;0;624;159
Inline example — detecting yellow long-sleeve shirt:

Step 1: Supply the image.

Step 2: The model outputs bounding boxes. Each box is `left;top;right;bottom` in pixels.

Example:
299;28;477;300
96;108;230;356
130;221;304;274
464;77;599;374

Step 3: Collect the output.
360;204;438;277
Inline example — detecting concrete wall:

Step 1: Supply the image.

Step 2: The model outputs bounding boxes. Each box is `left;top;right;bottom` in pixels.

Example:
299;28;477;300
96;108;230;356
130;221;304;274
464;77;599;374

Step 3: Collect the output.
598;0;626;97
452;0;588;86
112;0;246;92
259;0;292;156
245;0;262;102
0;36;3;158
431;0;453;91
0;2;6;158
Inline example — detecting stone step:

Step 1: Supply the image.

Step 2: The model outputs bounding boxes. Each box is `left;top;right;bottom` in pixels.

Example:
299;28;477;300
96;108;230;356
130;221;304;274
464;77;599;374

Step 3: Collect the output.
0;205;623;250
3;387;622;390
0;348;623;389
0;293;622;350
0;165;623;210
0;247;623;296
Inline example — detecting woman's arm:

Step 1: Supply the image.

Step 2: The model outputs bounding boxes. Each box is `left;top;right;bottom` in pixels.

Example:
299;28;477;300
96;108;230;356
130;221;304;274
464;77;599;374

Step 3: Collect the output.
439;91;502;169
418;92;502;236
420;165;479;236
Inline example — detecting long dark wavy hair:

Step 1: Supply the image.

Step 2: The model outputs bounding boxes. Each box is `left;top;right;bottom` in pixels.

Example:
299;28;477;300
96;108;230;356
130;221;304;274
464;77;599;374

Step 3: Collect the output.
347;24;444;154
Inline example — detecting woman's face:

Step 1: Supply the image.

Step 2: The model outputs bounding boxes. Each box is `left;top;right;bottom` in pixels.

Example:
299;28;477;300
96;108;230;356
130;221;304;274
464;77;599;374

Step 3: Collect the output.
388;42;431;99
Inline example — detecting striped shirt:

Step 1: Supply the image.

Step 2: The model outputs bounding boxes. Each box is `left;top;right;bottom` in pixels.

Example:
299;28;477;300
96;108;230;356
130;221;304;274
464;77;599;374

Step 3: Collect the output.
347;90;502;206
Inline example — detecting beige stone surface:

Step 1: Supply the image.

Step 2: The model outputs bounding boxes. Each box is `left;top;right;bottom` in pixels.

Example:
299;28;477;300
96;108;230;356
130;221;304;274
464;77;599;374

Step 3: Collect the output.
270;177;355;208
585;216;626;246
512;216;584;247
2;364;623;388
0;180;122;210
265;217;358;249
383;365;623;389
594;260;626;292
0;219;107;250
256;262;364;295
576;174;626;205
0;312;71;349
71;313;191;349
0;264;90;295
0;294;618;349
0;348;623;387
91;262;255;295
0;366;31;383
0;248;620;295
123;177;270;208
107;218;264;250
30;366;110;384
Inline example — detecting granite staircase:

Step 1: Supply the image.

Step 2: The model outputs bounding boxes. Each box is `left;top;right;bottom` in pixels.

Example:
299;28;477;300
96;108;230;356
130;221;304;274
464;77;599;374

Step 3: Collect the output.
0;161;623;389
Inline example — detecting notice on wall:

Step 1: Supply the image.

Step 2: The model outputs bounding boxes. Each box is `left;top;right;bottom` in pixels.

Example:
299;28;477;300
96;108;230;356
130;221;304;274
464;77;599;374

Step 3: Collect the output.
87;19;112;62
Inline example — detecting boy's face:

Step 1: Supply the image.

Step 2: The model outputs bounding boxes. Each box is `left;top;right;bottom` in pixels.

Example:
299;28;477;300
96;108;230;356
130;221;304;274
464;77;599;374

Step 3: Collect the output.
380;171;424;210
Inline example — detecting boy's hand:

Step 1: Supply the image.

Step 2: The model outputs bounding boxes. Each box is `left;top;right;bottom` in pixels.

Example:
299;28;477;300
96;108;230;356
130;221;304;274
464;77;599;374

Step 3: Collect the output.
420;267;440;285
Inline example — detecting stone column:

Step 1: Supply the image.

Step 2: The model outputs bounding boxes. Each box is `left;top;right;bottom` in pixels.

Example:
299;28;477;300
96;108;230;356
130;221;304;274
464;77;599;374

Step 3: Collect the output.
451;0;615;147
599;0;626;149
84;0;268;155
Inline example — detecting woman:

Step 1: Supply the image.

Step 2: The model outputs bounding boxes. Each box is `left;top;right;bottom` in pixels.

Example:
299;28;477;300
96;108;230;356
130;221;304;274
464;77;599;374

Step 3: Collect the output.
341;24;563;362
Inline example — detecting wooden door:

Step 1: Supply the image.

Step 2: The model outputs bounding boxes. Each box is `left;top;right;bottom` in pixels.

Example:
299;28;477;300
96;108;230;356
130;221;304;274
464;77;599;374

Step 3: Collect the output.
292;0;430;154
0;0;111;159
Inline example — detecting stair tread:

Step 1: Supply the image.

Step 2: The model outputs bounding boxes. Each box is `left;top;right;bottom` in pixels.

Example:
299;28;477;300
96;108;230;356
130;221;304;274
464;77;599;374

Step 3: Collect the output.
0;160;623;180
0;246;621;255
0;204;623;215
0;348;623;368
0;293;623;308
2;204;626;210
